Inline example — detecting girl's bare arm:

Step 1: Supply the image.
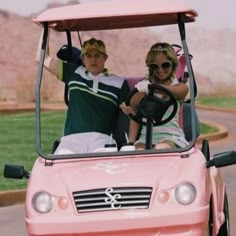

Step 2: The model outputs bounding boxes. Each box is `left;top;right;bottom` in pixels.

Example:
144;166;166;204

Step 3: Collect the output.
163;83;189;102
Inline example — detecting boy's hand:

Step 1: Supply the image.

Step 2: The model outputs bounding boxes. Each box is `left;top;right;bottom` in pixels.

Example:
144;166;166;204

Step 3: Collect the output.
120;102;137;115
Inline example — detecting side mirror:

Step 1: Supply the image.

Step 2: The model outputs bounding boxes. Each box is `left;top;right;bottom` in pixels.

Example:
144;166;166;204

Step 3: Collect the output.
206;151;236;168
4;164;30;179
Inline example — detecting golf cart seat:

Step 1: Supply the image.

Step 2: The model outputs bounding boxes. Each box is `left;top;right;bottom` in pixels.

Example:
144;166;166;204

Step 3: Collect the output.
180;102;200;142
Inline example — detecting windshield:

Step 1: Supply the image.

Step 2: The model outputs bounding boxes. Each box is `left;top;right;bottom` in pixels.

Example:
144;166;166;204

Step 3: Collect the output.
35;0;198;160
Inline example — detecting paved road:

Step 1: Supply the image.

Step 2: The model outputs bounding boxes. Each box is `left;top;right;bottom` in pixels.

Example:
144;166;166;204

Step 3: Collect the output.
0;109;235;236
0;204;27;236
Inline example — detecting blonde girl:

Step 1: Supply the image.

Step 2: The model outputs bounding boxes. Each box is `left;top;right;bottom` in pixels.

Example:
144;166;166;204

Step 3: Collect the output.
120;42;189;150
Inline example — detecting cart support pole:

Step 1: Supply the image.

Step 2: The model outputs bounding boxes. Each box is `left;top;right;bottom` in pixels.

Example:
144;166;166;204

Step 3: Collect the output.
178;14;198;146
35;23;49;158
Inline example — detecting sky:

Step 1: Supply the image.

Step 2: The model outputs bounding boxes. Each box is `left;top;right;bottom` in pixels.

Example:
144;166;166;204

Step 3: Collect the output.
0;0;235;30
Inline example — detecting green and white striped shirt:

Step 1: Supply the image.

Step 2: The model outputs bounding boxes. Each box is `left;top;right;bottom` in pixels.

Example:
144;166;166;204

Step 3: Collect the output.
58;62;130;136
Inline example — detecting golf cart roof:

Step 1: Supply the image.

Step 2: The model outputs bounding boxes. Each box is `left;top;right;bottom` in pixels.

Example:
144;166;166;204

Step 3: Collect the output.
33;0;198;31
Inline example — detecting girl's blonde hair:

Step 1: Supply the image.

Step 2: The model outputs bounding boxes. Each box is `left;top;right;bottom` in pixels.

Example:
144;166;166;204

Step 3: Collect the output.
145;42;178;84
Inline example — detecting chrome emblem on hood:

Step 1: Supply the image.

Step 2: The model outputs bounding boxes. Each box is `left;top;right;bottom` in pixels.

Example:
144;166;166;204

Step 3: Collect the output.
104;187;121;209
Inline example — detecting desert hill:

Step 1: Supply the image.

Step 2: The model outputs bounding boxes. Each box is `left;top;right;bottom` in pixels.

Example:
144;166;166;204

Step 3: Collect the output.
0;2;236;102
0;5;159;102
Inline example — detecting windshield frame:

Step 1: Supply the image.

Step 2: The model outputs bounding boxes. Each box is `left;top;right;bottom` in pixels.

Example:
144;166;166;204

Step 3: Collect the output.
35;1;198;160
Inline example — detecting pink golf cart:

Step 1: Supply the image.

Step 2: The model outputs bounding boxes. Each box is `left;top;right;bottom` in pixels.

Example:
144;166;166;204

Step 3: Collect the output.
4;0;236;235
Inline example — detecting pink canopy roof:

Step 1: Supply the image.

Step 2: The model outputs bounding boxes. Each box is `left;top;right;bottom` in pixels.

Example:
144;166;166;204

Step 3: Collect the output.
33;0;198;31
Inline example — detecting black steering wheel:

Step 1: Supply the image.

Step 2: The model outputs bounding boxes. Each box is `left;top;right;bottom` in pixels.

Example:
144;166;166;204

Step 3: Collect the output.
126;84;178;126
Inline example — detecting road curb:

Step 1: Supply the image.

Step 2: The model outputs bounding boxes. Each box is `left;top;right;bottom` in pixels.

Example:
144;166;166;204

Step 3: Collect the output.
0;190;26;207
0;102;66;112
197;119;228;143
196;103;236;114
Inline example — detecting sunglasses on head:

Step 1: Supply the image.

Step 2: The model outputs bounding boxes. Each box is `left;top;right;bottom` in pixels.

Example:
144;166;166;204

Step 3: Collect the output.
149;61;172;70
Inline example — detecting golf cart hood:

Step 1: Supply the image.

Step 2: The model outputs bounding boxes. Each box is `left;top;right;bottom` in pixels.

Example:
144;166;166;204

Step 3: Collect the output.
60;156;180;189
33;150;204;192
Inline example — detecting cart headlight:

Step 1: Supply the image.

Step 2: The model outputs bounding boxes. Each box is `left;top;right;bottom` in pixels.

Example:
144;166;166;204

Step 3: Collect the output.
175;182;196;205
32;192;53;213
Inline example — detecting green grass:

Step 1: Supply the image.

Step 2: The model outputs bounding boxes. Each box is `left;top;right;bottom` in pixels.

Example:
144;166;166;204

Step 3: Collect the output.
0;111;216;191
200;123;218;134
198;97;236;109
0;111;65;191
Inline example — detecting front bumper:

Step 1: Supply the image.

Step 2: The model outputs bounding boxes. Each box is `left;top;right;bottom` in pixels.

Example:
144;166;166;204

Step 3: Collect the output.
26;205;209;236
